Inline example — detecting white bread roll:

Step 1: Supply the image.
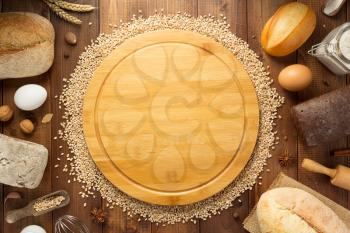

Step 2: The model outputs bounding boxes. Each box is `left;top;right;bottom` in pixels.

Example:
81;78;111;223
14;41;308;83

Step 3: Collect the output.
0;12;54;79
257;187;349;233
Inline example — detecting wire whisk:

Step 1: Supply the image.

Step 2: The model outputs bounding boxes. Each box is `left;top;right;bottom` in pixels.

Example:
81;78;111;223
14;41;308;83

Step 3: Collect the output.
55;215;90;233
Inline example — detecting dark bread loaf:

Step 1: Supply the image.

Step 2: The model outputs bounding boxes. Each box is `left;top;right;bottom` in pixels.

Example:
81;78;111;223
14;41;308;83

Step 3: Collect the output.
291;86;350;146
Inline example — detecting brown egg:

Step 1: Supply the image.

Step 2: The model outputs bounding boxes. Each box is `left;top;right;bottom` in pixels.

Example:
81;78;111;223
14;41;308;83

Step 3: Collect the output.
278;64;312;91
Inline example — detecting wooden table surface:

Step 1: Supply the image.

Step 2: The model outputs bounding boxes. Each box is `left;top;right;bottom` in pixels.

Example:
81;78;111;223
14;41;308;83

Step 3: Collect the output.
0;0;349;232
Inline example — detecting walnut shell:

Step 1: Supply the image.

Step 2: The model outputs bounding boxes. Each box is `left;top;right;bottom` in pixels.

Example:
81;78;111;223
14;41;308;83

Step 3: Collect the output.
20;119;35;134
0;105;14;121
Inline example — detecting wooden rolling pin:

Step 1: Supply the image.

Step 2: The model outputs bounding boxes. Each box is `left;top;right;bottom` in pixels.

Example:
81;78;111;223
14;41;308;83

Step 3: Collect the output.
302;159;350;191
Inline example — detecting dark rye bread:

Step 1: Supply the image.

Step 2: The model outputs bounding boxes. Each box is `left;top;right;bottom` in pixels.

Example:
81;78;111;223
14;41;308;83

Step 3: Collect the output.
291;86;350;146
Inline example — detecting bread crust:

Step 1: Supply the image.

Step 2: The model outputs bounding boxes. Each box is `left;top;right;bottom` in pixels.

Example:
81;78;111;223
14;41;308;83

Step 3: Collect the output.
257;187;350;233
0;12;54;78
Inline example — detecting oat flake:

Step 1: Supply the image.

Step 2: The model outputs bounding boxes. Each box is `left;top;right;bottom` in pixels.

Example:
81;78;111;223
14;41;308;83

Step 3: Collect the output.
59;13;284;224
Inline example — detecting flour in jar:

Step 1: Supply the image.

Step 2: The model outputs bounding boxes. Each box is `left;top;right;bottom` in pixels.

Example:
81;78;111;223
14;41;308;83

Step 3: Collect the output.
339;29;350;61
308;22;350;75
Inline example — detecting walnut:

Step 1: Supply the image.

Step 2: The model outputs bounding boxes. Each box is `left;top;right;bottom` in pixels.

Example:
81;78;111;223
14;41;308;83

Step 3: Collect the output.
20;119;35;134
0;105;13;122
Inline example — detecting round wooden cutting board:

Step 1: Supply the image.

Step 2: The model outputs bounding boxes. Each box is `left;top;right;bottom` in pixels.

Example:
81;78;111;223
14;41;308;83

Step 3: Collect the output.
83;30;259;205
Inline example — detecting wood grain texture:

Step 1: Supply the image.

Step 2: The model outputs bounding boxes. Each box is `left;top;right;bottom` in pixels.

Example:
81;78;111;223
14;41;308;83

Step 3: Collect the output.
246;0;298;214
0;2;3;233
197;1;251;232
83;30;259;205
49;1;102;233
347;0;350;213
297;0;349;208
0;0;349;233
2;1;52;233
99;1;147;232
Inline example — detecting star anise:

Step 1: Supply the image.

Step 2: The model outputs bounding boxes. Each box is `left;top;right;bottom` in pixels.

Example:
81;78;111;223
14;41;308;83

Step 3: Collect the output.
278;148;294;167
90;207;107;223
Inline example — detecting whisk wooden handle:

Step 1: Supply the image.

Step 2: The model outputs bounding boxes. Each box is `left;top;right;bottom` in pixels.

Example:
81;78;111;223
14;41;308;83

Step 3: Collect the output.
6;207;32;224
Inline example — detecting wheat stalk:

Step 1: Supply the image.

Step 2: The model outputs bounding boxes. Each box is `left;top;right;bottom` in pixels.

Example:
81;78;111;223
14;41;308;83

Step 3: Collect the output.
48;0;95;12
43;0;82;24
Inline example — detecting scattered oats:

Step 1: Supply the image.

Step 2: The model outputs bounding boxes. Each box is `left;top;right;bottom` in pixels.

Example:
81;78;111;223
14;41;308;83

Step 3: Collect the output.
251;35;256;39
278;115;282;119
57;158;61;161
233;212;239;218
54;164;59;168
59;13;284;225
56;176;59;179
54;95;58;99
59;146;63;149
68;179;71;183
258;182;262;185
266;168;271;172
258;176;262;179
88;22;92;26
84;202;87;207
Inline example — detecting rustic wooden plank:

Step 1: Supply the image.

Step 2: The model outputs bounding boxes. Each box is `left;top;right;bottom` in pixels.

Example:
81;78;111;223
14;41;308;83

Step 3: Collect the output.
0;2;3;233
2;1;52;232
0;2;3;232
297;0;348;207
99;1;128;232
346;1;350;209
148;1;200;232
49;0;102;233
246;0;298;214
196;1;249;232
99;1;147;233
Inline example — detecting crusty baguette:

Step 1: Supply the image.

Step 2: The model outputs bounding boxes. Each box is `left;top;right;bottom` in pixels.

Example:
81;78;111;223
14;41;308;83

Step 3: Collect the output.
0;12;54;79
257;187;350;233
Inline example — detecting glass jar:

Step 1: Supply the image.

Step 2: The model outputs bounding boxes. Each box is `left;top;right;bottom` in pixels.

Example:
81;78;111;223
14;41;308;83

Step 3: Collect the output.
308;22;350;75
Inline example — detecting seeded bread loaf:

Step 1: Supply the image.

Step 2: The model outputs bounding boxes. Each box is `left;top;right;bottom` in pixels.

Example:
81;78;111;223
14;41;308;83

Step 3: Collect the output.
0;12;54;79
291;86;350;146
257;187;350;233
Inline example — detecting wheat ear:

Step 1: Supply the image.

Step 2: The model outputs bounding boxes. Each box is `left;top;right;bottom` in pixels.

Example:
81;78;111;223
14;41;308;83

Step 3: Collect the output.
43;0;82;24
52;0;95;12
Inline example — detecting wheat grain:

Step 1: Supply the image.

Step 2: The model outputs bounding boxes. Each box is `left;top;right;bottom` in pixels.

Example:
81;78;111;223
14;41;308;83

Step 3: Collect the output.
43;0;82;25
59;13;284;224
52;0;95;12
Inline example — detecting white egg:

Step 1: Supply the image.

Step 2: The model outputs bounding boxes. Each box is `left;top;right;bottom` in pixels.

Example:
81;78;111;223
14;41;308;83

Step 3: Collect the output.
14;84;47;111
20;225;46;233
